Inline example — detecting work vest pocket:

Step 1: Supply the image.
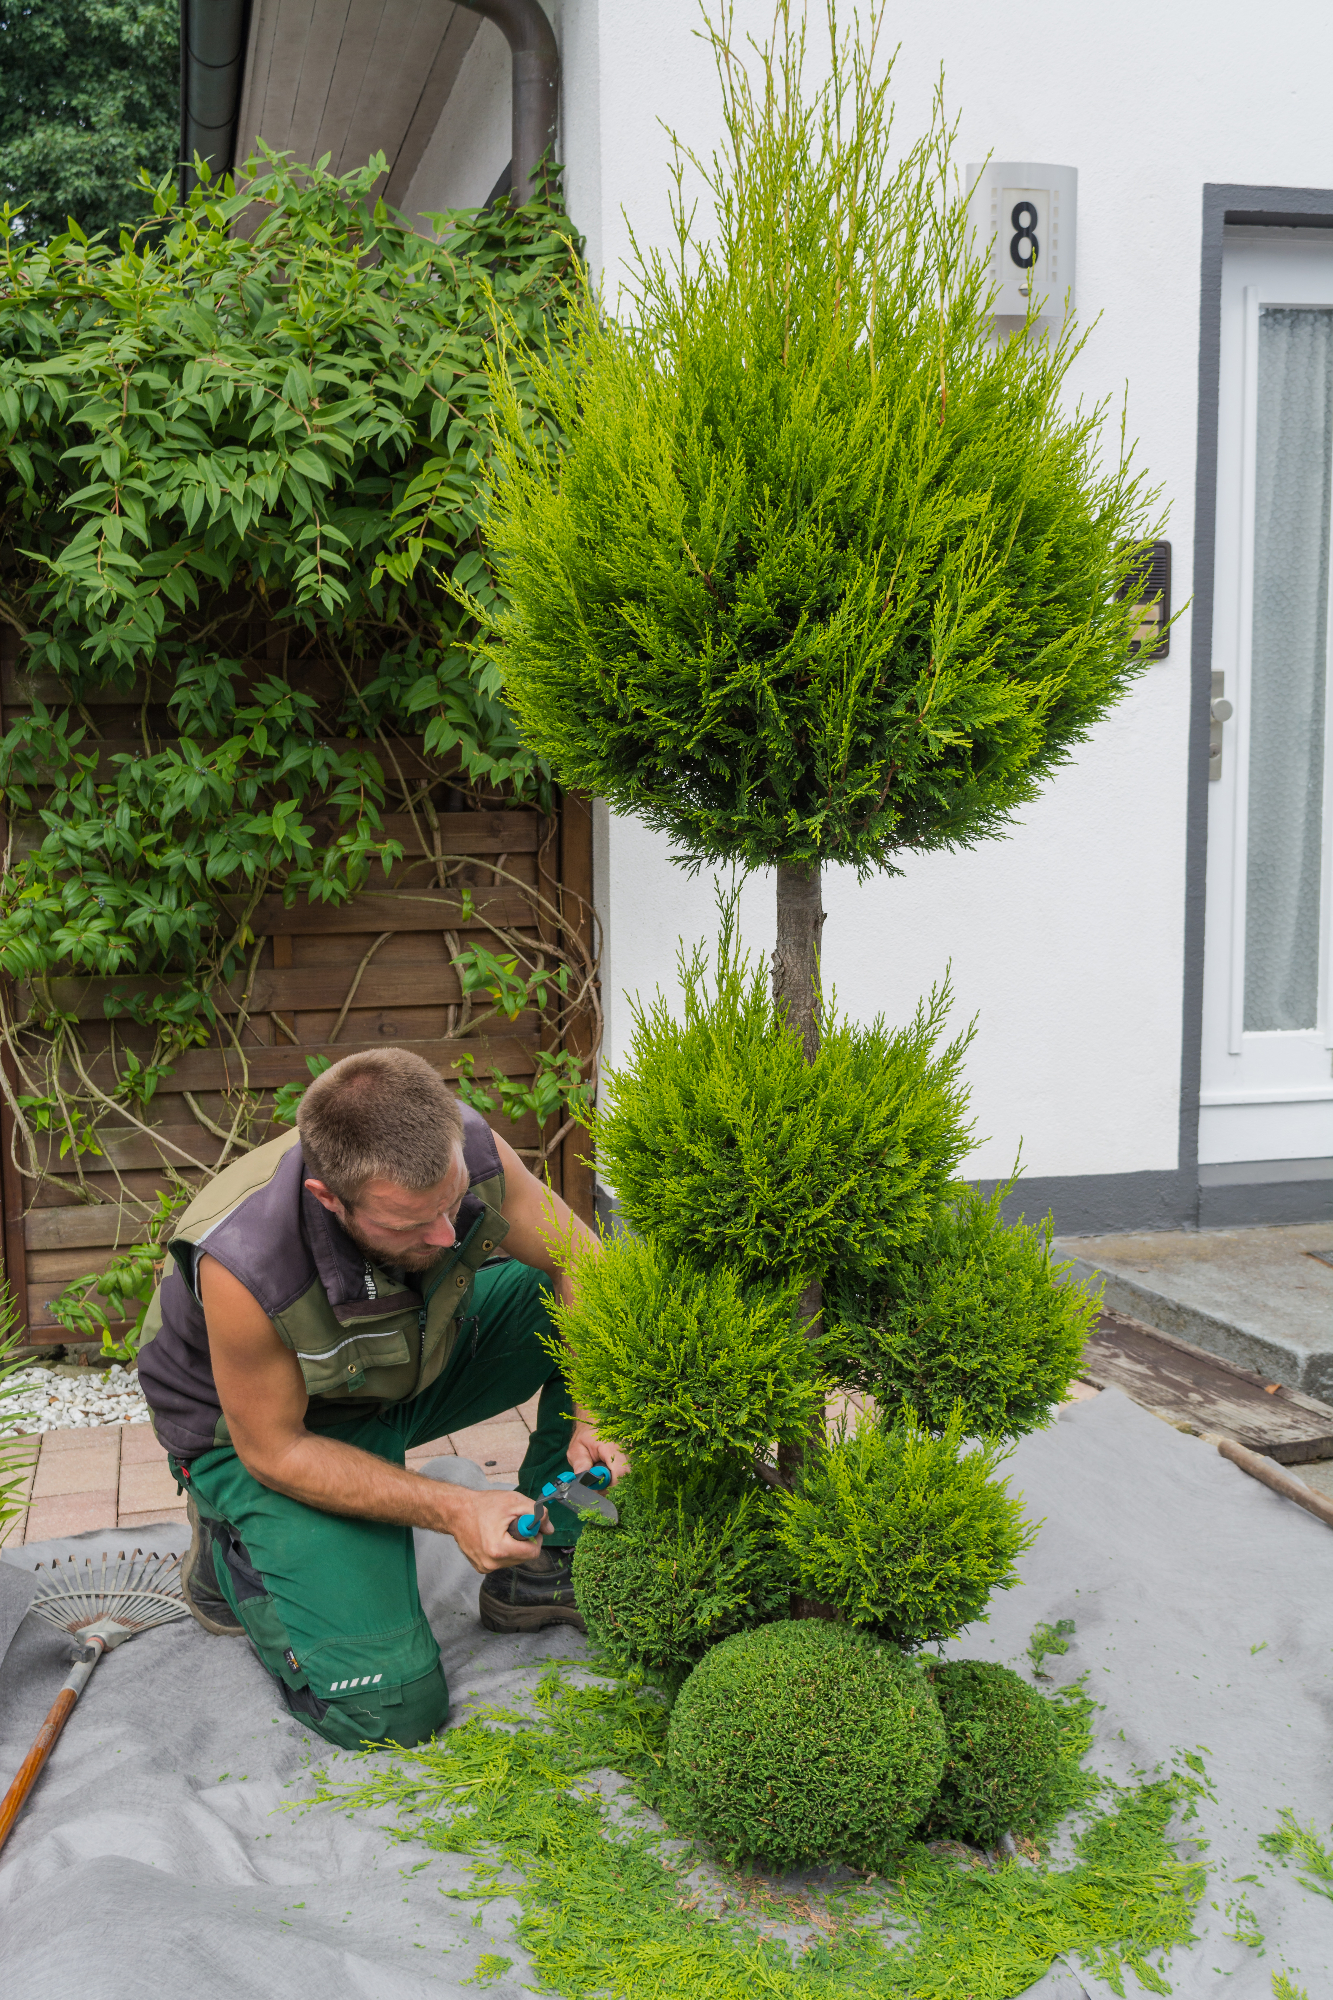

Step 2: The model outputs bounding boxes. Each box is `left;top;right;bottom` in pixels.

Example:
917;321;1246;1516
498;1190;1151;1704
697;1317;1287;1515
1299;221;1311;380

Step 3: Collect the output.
295;1323;413;1398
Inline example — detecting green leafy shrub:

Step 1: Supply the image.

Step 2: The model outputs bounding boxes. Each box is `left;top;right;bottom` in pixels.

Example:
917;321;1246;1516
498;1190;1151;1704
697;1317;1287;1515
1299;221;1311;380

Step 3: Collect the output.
666;1620;946;1870
831;1183;1098;1438
571;1477;790;1686
777;1407;1036;1648
485;16;1158;882
0;155;599;1340
593;907;973;1291
920;1659;1062;1848
550;1232;818;1488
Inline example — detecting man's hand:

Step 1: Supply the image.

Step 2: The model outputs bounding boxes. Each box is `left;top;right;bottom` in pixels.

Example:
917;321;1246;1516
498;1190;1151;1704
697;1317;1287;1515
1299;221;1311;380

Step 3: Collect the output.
449;1487;552;1574
567;1419;629;1485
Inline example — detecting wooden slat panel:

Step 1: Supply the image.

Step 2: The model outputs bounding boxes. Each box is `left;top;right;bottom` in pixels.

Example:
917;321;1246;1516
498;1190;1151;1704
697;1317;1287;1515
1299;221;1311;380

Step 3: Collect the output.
0;1033;31;1329
29;1243;150;1282
58;1035;537;1095
26;1208;152;1251
25;735;446;782
27;1127;226;1174
26;1278;135;1332
232;888;538;935
379;811;543;854
1;669;145;707
233;0;280;178
31;969;544;1026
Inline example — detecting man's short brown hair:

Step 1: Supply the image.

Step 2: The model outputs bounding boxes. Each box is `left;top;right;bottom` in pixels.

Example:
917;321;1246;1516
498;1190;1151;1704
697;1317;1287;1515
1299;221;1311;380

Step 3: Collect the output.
296;1049;465;1206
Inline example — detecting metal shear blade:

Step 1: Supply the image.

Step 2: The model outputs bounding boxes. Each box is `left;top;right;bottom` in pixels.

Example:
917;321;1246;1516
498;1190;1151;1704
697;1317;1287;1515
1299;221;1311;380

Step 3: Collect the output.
542;1467;619;1524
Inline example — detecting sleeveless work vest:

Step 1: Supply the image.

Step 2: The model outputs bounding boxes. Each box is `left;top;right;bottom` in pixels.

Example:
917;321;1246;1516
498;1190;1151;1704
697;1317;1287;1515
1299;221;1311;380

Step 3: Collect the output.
136;1106;509;1459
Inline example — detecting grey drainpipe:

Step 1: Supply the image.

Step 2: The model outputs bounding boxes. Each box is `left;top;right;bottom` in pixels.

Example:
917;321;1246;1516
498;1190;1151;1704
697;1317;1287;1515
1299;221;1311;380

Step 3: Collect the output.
453;0;559;205
179;0;250;203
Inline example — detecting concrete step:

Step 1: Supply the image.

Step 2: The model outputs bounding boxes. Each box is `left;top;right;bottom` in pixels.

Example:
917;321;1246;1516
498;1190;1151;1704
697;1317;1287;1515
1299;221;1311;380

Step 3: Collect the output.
1055;1220;1333;1402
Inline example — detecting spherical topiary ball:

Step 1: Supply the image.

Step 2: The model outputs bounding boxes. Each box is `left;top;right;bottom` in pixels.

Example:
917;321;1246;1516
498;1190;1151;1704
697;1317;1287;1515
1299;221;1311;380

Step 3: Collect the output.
919;1659;1060;1848
666;1620;946;1871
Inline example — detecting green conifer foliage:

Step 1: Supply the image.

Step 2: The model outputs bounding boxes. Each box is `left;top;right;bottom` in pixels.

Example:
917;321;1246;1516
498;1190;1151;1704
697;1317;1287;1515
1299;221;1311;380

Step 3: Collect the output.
485;5;1159;882
592;908;973;1292
549;1232;820;1490
776;1407;1035;1647
832;1183;1099;1438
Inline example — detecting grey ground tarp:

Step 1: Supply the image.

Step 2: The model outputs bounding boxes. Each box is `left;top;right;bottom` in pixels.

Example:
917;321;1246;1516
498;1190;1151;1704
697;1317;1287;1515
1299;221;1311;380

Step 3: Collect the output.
2;1391;1332;1998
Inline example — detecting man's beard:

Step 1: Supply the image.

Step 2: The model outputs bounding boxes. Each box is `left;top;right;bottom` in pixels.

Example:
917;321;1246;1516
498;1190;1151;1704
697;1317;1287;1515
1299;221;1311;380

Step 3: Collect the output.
340;1215;446;1278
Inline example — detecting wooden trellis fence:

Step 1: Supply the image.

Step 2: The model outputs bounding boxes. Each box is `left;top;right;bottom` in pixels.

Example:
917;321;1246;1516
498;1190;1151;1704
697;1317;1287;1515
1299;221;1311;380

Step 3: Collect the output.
0;637;598;1353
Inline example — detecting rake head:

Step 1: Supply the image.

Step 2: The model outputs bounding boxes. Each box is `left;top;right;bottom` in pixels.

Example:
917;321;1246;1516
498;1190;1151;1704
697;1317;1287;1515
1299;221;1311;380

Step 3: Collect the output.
30;1548;190;1652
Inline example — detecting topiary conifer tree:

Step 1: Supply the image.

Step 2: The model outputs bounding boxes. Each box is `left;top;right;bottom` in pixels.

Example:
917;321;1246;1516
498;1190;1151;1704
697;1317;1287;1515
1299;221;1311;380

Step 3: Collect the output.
485;1;1159;1358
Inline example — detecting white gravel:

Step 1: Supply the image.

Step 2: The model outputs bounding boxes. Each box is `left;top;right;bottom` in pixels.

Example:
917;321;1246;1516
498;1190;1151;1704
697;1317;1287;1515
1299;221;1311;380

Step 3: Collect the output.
5;1364;152;1434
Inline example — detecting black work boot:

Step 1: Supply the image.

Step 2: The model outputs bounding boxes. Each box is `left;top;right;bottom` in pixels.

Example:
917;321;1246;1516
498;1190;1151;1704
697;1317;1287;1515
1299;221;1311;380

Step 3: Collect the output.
181;1496;244;1637
478;1547;585;1635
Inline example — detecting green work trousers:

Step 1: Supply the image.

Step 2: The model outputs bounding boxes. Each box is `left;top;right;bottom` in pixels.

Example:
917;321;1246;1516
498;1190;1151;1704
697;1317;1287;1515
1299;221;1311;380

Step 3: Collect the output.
173;1259;577;1752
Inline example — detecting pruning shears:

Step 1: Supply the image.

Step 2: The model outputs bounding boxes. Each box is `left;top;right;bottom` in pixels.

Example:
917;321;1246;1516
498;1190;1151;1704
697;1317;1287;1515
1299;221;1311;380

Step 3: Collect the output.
510;1464;618;1542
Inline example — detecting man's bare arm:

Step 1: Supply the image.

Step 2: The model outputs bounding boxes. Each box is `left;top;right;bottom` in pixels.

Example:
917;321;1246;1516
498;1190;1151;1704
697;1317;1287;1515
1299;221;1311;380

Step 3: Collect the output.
492;1130;600;1311
491;1133;629;1483
199;1255;543;1572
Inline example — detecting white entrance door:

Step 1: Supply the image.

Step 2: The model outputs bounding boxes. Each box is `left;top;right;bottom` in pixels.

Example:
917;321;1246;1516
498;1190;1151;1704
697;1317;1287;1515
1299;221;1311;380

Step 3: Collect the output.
1201;231;1333;1167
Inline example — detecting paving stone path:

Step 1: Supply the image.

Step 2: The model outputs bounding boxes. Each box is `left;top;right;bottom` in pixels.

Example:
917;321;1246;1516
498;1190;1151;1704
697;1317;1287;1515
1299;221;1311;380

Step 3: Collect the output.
3;1399;539;1547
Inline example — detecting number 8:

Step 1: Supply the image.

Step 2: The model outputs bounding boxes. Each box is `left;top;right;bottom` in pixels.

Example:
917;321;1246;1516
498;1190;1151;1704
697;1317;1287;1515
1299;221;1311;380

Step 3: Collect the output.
1010;200;1039;270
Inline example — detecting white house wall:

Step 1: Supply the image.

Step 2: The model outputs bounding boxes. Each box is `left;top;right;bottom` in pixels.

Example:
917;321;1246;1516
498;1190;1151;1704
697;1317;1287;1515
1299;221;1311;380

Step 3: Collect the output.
551;0;1333;1206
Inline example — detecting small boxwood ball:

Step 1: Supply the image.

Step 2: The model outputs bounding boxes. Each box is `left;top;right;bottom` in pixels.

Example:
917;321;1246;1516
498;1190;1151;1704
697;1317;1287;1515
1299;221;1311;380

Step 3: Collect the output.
919;1659;1060;1847
666;1620;946;1871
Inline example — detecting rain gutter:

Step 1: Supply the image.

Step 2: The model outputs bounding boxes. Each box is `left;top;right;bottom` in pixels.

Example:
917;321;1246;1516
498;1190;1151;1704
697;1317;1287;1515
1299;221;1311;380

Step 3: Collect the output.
179;0;250;202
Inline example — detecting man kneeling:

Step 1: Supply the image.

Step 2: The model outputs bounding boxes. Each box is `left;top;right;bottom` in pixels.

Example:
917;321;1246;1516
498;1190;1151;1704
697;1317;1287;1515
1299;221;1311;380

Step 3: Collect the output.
137;1048;625;1750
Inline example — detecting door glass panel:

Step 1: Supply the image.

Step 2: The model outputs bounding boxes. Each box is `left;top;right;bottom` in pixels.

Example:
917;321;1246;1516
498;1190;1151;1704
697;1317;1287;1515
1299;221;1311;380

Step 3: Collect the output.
1245;305;1331;1032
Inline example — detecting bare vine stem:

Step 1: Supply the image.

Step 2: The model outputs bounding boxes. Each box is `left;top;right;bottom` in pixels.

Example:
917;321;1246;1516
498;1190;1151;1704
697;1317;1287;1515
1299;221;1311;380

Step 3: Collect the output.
328;932;393;1045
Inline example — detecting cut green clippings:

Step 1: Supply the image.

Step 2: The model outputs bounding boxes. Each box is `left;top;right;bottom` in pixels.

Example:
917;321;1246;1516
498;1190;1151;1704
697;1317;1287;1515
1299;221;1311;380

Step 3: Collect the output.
465;1955;514;1986
304;1663;1204;2000
1272;1973;1311;1999
1027;1617;1077;1679
1260;1811;1333;1902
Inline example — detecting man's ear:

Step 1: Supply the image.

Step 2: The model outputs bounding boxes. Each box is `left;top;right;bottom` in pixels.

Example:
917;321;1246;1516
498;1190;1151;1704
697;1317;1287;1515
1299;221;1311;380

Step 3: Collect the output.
304;1177;341;1216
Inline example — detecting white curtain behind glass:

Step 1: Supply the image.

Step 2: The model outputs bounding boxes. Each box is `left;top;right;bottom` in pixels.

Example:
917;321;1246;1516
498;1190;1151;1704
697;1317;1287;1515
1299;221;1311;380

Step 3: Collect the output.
1245;307;1331;1032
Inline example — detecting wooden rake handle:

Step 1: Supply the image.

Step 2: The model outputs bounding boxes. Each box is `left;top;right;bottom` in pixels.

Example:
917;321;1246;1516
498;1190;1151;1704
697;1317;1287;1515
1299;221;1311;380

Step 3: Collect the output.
0;1639;104;1855
1212;1434;1333;1530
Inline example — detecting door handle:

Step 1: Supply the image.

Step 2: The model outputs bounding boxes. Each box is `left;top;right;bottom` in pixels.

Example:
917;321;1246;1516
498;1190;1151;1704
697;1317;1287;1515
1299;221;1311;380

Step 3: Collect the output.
1209;673;1231;781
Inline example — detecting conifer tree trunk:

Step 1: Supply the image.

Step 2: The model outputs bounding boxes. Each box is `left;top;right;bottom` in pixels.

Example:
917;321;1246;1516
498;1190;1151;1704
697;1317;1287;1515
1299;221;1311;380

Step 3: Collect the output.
773;862;826;1500
772;862;824;1062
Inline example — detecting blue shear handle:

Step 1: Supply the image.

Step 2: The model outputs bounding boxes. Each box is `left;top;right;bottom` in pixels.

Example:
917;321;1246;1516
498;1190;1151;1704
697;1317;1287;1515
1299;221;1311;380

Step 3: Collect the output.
511;1509;546;1542
582;1464;613;1491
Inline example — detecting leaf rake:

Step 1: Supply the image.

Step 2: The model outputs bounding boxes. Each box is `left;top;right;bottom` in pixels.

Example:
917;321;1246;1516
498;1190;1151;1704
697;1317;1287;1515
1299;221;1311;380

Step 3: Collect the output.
0;1547;190;1853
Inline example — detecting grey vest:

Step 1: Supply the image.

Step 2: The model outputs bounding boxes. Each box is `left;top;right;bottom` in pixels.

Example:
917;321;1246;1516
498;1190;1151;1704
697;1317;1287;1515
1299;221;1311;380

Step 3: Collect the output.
136;1107;508;1458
